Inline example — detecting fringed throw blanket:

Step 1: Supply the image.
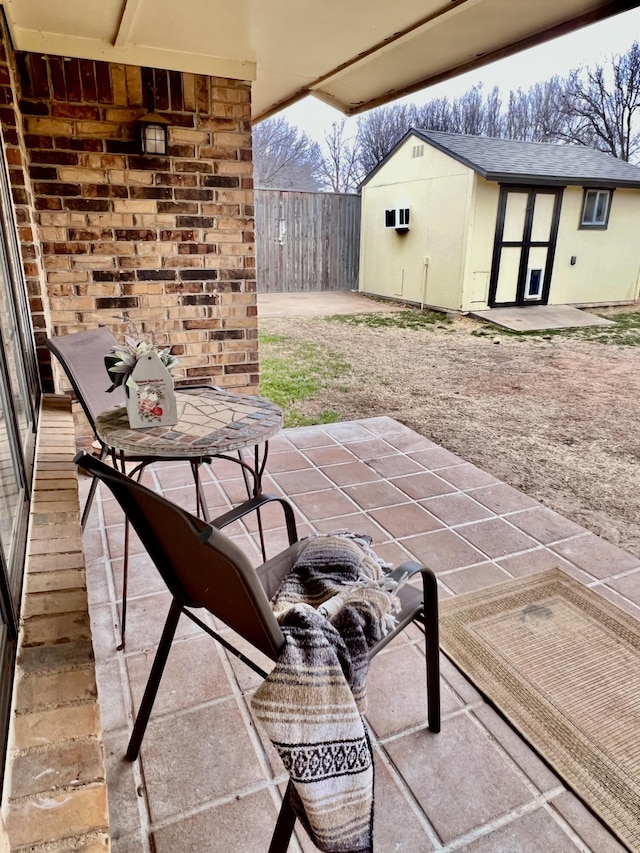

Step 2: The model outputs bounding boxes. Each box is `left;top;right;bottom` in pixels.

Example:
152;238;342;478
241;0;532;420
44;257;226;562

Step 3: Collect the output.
251;533;401;853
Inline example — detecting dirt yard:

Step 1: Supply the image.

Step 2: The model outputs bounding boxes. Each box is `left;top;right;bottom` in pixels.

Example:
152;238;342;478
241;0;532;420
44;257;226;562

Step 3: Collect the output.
260;306;640;559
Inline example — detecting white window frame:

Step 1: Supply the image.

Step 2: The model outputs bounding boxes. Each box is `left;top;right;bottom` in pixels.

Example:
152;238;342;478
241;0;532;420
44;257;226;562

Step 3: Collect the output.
580;189;612;229
524;267;544;300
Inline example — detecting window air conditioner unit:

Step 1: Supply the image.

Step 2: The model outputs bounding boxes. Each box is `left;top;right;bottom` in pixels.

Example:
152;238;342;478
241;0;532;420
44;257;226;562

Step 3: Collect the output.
384;207;410;231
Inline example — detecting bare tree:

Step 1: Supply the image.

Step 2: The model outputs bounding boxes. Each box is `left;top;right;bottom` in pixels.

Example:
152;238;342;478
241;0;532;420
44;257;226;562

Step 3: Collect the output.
252;118;323;189
484;86;504;137
355;103;418;176
504;88;530;141
556;42;640;161
529;78;567;142
505;78;564;142
317;120;361;193
451;85;485;135
415;96;454;132
415;85;502;136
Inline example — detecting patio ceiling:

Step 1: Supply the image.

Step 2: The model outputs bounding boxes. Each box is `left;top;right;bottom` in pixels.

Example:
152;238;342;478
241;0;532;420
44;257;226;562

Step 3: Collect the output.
3;0;639;120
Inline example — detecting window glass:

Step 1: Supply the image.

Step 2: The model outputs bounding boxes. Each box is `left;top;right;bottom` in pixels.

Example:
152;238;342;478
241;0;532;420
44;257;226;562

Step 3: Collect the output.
581;190;610;227
0;564;15;794
595;192;609;222
0;148;37;451
526;269;542;298
0;386;21;570
0;254;28;443
583;192;597;223
0;162;31;599
0;135;39;794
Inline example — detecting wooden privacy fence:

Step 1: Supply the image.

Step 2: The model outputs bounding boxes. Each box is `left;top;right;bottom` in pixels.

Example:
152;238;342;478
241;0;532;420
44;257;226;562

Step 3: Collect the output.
255;189;361;292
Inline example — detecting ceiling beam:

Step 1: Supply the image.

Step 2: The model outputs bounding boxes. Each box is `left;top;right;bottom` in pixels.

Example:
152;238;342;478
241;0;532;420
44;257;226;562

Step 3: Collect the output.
10;27;256;80
114;0;142;48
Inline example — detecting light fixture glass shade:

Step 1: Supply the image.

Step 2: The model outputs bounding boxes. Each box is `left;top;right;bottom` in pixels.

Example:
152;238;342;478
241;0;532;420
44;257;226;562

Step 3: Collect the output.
138;110;171;155
142;123;167;154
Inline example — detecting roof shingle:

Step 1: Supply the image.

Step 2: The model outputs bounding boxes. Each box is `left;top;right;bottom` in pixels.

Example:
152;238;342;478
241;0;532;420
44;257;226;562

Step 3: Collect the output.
411;129;640;187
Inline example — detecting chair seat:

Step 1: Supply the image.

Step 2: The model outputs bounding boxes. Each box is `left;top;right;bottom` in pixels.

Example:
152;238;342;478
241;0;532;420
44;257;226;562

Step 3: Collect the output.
395;578;425;621
256;540;307;600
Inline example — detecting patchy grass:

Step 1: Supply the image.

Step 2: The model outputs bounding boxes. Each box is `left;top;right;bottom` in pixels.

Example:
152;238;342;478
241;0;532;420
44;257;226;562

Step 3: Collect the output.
327;309;452;330
471;312;640;346
578;312;640;346
258;331;347;427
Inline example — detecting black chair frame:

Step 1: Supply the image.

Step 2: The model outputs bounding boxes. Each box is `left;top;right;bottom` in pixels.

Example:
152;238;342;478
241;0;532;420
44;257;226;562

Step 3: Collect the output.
75;451;440;852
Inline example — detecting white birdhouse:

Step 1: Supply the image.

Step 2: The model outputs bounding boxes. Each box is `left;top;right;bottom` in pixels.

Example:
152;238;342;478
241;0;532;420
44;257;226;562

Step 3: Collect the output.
126;350;178;428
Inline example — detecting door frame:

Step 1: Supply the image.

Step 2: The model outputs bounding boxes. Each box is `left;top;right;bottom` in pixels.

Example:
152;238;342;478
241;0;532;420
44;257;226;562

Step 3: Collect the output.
488;184;564;308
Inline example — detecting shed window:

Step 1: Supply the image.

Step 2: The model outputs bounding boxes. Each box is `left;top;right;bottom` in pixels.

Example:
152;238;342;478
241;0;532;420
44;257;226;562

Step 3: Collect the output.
580;189;611;229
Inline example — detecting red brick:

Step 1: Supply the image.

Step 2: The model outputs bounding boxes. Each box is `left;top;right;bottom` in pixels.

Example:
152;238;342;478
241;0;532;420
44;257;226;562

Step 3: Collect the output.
49;56;67;100
52;103;99;120
79;59;98;102
95;61;113;103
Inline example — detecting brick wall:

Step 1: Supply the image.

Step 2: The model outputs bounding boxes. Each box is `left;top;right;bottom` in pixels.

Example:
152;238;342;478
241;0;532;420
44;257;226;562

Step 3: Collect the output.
0;18;51;386
15;51;258;394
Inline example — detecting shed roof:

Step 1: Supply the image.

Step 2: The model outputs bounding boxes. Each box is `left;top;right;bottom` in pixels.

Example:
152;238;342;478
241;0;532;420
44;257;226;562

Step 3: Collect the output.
361;129;640;189
411;129;640;187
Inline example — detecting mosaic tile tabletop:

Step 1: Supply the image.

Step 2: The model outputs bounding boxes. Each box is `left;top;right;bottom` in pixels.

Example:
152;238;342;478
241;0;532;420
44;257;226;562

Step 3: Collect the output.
95;387;283;458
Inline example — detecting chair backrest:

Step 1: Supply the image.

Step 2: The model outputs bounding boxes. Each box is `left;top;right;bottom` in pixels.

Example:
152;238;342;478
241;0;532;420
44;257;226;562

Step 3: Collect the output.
74;451;285;659
47;327;126;433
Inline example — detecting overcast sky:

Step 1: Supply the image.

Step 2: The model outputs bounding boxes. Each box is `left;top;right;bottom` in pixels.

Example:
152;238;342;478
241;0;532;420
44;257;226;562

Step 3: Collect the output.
279;6;640;141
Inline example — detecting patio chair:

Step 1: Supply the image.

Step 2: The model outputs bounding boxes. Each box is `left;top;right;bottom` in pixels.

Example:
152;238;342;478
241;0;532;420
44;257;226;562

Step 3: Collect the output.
46;326;220;528
47;326;125;527
74;451;441;853
49;326;269;648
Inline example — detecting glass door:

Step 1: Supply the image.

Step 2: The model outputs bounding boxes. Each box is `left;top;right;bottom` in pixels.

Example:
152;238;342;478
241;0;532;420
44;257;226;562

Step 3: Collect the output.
0;136;39;791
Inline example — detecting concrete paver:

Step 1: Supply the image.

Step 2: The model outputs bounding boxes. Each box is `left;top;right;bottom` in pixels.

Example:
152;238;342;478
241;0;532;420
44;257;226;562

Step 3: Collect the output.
257;290;401;318
470;304;613;331
81;416;636;852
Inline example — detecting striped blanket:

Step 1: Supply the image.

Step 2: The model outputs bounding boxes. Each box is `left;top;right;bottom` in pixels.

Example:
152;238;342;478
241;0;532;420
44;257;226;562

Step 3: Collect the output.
251;533;400;853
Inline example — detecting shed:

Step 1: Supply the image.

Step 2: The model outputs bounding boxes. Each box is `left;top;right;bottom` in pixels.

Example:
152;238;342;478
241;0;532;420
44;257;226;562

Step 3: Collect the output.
358;130;640;311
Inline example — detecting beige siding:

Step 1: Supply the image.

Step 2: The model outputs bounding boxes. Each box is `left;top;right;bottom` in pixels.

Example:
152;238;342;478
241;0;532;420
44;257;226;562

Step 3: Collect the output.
359;135;473;310
550;186;640;305
462;176;500;309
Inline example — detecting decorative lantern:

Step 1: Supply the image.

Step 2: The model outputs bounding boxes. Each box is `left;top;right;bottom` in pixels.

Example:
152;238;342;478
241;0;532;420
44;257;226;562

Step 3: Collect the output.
138;110;171;155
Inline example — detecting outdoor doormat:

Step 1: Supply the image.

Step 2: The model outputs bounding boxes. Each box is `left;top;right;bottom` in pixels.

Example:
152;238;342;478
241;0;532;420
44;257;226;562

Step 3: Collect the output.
439;568;640;851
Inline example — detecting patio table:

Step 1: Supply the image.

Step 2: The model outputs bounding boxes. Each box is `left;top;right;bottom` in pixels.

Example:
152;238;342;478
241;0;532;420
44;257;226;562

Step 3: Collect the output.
94;385;283;646
95;385;282;479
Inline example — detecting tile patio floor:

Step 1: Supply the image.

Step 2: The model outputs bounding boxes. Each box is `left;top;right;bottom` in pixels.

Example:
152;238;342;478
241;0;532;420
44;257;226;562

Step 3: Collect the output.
80;417;640;852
